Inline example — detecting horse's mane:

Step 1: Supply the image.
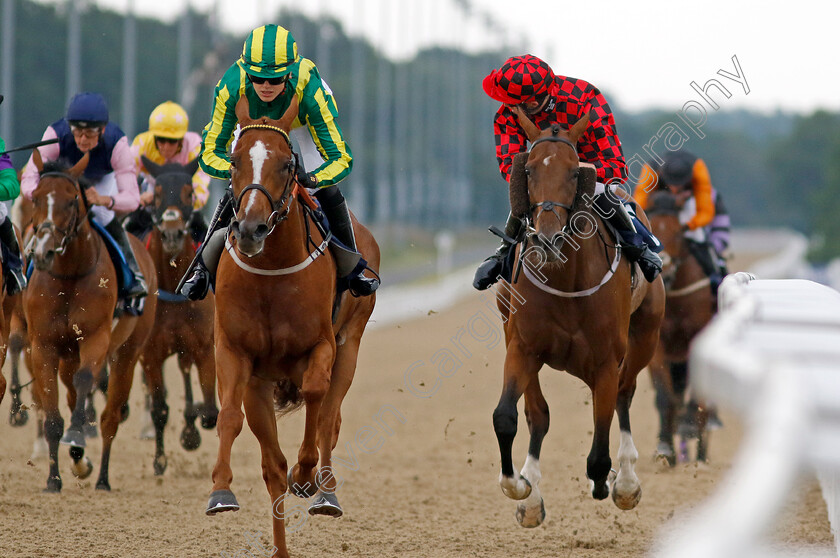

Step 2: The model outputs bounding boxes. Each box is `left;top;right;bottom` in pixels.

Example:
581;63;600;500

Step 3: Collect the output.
646;190;679;215
40;160;93;190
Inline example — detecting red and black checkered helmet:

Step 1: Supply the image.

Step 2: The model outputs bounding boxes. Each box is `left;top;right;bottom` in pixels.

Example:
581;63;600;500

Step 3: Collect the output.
483;55;556;105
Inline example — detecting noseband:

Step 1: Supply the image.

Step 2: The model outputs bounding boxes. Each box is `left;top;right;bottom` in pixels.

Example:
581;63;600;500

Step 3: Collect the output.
527;135;579;225
32;171;90;255
234;124;298;236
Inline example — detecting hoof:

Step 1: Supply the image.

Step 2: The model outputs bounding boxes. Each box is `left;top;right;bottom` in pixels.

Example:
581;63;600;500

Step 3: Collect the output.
591;479;609;500
515;498;546;528
288;467;317;498
60;428;86;448
500;474;532;500
612;484;642;510
96;478;111;491
655;441;676;468
308;491;343;517
180;424;201;451
71;456;94;479
44;476;62;493
9;408;29;427
83;423;99;439
207;489;240;515
154;453;168;476
200;408;218;430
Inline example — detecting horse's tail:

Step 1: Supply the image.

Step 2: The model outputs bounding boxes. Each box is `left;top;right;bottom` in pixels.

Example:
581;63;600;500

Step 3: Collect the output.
273;379;304;417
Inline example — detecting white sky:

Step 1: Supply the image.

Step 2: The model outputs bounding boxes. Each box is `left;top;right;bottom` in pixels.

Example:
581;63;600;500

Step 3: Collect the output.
48;0;840;113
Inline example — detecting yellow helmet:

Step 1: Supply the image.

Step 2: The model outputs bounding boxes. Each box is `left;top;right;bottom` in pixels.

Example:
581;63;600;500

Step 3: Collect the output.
148;101;189;140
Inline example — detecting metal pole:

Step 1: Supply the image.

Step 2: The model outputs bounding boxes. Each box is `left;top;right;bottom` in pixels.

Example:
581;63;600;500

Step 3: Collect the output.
374;3;392;225
0;0;15;144
66;0;82;100
347;0;368;221
177;2;192;106
121;0;137;137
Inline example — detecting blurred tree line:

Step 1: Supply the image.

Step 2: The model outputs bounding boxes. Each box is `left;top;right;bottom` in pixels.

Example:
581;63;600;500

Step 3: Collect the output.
2;1;839;261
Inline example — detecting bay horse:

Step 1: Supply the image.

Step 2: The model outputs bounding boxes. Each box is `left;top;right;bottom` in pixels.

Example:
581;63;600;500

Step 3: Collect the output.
645;189;714;465
492;108;665;527
25;151;158;492
205;96;378;558
136;155;218;474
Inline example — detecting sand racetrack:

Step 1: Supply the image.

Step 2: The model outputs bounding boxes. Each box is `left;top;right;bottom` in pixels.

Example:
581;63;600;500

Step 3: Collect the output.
0;268;834;557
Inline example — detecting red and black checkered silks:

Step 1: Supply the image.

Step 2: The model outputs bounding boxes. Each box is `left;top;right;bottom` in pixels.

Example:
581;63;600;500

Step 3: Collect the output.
492;75;627;185
483;55;555;104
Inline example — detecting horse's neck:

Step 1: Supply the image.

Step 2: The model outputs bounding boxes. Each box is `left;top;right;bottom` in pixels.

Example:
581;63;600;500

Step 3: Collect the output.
150;232;194;291
55;222;101;276
674;242;705;287
258;201;316;264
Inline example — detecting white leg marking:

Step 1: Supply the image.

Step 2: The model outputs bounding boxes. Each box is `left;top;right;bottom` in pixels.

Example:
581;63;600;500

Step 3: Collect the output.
517;455;546;527
499;470;531;500
613;429;642;510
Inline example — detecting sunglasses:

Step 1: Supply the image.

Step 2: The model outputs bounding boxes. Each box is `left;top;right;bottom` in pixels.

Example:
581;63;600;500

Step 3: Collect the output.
70;126;101;139
155;136;180;145
249;74;288;86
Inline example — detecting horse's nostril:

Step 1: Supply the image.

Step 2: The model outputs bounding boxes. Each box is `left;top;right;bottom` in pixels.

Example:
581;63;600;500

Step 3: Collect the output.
255;224;269;238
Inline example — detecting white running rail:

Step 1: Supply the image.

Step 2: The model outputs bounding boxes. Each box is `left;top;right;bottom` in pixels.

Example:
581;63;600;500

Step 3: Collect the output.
653;272;840;558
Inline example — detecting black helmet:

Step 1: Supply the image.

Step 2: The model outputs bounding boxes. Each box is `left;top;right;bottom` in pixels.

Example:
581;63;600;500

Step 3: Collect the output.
660;150;697;187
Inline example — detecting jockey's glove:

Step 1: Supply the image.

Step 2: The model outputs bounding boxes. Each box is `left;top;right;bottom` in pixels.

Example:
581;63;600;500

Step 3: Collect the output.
296;167;318;190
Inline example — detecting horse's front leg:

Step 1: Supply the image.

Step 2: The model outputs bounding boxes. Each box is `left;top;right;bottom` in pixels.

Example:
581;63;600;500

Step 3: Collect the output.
649;350;678;467
244;377;289;558
30;342;63;492
613;373;642;510
493;340;541;501
207;336;251;514
288;339;335;499
515;376;549;528
587;365;619;501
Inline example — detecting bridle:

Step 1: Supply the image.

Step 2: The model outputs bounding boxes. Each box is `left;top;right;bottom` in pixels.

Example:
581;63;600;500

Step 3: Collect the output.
526;135;580;227
234;123;298;237
31;171;91;256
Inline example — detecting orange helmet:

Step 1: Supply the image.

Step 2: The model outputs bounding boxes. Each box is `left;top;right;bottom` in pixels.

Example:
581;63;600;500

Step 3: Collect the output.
148;101;189;140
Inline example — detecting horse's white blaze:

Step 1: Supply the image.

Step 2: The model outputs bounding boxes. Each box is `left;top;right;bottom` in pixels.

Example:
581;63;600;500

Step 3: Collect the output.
46;192;55;222
244;190;260;214
542;154;555;167
249;140;269;185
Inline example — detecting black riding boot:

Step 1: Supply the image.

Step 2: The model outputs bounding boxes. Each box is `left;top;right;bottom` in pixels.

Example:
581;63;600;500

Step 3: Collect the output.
315;186;379;296
104;219;148;298
0;218;27;295
473;213;524;290
177;190;234;301
593;193;662;282
687;239;724;295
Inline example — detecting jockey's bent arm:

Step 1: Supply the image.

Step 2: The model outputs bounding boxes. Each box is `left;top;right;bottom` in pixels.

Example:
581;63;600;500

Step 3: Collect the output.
109;136;141;213
0;138;20;201
20;127;61;199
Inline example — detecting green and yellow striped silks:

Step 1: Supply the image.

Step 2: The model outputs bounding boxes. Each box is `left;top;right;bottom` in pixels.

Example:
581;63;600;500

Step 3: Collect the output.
239;24;300;78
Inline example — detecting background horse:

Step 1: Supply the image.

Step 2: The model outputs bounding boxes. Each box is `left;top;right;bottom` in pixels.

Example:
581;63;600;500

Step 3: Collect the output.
25;151;158;492
492;109;665;527
645;189;715;465
205;96;379;558
136;155;217;474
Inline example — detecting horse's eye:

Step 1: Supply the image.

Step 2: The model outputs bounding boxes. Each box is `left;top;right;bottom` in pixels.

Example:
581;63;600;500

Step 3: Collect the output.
524;168;531;176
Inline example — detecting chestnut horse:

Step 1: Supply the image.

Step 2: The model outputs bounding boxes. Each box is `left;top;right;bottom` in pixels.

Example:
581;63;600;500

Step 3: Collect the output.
25;151;158;492
204;96;378;558
136;156;218;473
645;190;714;465
492;109;665;527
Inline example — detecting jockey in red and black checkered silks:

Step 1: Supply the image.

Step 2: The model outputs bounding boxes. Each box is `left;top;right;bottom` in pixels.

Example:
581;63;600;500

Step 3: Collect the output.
473;54;663;290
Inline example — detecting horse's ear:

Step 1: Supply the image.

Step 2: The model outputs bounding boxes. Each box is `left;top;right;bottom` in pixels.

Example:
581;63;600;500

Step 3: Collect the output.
512;105;541;142
68;152;89;178
278;96;299;132
184;156;200;177
31;148;44;173
142;155;164;178
235;95;251;125
569;111;592;144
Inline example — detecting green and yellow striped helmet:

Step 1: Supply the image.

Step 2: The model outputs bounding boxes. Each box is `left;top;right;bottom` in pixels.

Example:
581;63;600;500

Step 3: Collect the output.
239;24;300;78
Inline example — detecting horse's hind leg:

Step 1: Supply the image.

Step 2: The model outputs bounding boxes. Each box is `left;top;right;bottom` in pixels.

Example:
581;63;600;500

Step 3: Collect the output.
8;331;28;426
493;342;541;501
515;376;549;528
144;357;171;473
288;339;334;499
243;378;288;558
587;368;619;501
195;349;218;430
650;353;678;467
96;349;138;491
176;356;201;451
